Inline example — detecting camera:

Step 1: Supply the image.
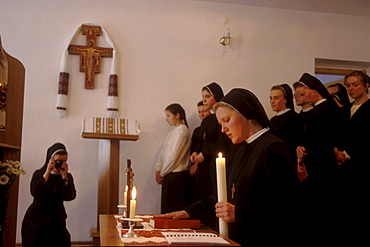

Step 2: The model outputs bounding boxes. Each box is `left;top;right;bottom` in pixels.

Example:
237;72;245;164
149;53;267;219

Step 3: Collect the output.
55;160;64;169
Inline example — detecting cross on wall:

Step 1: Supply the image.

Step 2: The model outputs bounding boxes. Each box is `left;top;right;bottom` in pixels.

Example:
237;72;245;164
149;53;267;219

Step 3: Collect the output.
68;24;113;89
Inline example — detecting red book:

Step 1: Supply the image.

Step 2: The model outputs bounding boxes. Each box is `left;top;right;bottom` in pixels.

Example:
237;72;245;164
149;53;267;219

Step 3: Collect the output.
149;218;201;229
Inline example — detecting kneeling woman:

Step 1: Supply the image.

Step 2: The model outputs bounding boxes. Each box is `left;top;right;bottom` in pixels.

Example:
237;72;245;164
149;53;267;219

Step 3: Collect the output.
22;143;76;247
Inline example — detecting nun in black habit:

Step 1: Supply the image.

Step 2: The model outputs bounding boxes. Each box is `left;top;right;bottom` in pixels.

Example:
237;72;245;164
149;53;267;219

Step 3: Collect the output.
295;73;343;244
213;88;299;246
22;143;76;247
270;84;304;159
295;73;340;182
156;89;300;246
332;71;370;243
190;82;231;230
327;83;351;108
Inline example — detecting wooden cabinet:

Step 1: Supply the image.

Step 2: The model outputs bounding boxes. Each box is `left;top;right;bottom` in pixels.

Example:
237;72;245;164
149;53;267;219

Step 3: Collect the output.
0;45;25;247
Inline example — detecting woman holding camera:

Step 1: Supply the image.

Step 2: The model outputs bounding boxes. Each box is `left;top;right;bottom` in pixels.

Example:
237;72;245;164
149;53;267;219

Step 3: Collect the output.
22;143;76;247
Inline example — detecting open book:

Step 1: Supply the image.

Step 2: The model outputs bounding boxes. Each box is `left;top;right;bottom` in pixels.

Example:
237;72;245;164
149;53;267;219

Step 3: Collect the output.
162;232;230;245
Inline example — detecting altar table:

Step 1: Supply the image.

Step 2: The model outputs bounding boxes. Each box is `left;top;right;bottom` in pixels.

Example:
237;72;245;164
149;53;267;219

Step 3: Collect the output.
99;214;240;246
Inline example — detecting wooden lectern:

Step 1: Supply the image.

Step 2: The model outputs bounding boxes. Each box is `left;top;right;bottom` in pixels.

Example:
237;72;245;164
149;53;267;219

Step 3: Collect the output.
81;132;138;245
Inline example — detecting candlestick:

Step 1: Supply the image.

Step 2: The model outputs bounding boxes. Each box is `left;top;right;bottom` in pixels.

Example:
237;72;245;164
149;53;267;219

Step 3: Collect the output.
121;218;143;238
129;186;137;219
216;152;228;237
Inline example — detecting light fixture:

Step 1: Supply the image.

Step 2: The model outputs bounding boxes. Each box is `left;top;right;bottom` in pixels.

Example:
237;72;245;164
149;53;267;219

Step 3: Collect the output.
220;28;231;46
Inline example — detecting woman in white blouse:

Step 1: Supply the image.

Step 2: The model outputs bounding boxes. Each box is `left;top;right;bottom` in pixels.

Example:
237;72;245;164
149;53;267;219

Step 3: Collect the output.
155;103;192;213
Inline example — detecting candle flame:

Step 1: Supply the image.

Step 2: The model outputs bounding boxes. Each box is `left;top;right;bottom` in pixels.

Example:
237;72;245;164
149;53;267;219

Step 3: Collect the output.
132;186;137;200
218;152;223;158
125;185;128;192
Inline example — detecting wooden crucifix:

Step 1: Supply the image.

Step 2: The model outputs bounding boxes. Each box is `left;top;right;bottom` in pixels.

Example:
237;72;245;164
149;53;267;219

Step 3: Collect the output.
68;25;113;89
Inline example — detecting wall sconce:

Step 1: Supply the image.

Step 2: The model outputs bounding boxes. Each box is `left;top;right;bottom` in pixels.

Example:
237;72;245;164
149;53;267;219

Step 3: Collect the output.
220;28;231;46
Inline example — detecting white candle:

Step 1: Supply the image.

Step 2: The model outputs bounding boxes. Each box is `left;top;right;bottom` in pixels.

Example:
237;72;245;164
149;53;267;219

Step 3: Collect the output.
129;186;137;219
123;185;128;206
216;152;228;237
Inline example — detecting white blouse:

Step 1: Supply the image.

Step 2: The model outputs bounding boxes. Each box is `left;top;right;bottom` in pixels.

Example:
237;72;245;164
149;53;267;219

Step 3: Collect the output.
156;124;191;177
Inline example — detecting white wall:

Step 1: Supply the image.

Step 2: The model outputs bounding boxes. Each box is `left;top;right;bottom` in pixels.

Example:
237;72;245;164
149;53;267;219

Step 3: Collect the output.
1;0;370;242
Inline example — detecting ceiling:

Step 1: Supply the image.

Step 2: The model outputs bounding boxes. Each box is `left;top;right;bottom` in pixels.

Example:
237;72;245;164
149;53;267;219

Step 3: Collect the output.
195;0;370;17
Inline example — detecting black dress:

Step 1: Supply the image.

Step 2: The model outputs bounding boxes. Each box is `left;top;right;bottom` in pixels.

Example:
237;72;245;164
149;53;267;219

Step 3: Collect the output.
299;100;343;244
227;132;299;246
270;109;303;158
185;132;299;246
192;113;230;230
22;156;76;247
335;100;370;242
342;100;370;171
190;126;202;155
298;108;314;129
188;125;201;200
301;100;339;181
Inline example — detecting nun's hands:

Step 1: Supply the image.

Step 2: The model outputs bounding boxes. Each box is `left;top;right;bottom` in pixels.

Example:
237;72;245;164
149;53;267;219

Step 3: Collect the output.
215;202;235;223
334;147;348;165
43;159;56;181
153;210;189;220
47;158;56;172
195;153;204;163
190;152;198;163
189;163;198;175
60;162;69;180
191;152;205;163
296;146;307;159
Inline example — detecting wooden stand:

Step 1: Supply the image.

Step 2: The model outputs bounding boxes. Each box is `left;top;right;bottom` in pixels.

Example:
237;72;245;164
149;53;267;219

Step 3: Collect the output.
81;132;138;245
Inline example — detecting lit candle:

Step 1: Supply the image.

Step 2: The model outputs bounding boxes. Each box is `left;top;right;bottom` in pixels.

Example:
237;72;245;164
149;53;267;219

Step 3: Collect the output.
216;152;228;237
123;185;128;206
129;186;137;219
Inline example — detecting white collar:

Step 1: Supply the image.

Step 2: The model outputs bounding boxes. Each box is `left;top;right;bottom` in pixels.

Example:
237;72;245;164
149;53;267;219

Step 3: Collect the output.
302;106;314;112
314;98;326;106
276;108;291;116
246;127;269;144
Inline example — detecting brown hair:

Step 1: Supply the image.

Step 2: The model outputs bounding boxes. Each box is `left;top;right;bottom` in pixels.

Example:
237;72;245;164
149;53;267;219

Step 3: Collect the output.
344;71;370;93
165;103;188;127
